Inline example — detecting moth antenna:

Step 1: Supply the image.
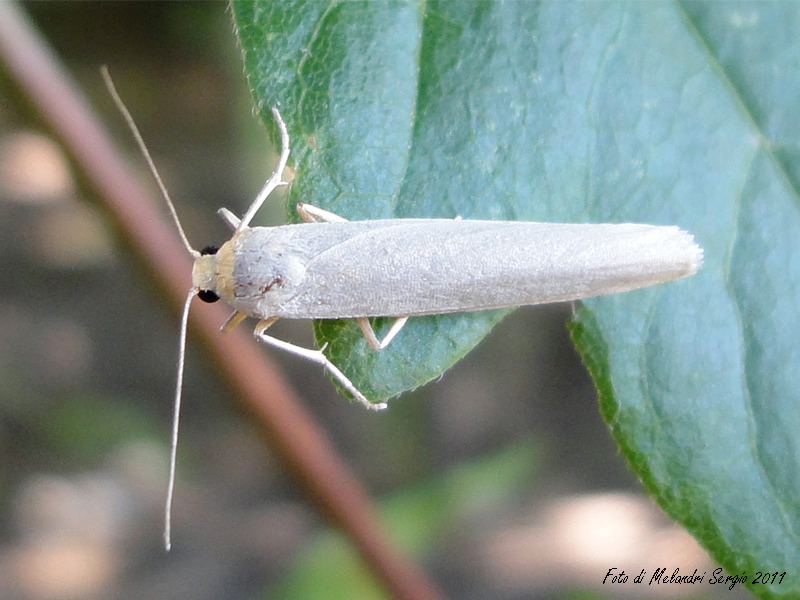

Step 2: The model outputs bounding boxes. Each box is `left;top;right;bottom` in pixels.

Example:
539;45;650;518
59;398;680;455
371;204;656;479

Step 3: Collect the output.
101;66;200;258
238;106;291;231
163;288;196;551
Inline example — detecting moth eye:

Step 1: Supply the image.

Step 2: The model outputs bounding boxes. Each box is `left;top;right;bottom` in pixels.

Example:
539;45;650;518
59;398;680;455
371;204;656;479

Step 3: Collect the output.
197;289;220;303
200;245;219;256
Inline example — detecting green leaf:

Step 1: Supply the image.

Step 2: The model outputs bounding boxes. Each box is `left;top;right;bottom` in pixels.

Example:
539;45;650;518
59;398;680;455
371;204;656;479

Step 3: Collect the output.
232;2;800;597
232;0;540;402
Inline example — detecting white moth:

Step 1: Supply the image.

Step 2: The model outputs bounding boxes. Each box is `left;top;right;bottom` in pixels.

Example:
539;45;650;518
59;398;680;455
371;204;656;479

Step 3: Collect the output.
102;69;703;550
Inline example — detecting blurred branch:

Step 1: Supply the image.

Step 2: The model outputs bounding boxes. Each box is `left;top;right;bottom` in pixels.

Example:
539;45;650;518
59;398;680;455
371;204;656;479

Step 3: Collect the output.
0;3;444;600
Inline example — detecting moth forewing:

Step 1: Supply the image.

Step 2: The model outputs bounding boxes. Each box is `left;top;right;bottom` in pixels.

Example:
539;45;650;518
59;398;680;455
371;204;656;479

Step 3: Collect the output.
202;220;702;321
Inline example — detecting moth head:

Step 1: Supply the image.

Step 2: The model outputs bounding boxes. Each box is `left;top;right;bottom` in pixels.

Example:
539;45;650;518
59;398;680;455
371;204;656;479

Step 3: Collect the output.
193;245;220;303
191;241;236;305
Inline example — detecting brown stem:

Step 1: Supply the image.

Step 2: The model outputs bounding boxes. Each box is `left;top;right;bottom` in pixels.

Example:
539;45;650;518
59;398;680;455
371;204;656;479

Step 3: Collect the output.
0;3;444;600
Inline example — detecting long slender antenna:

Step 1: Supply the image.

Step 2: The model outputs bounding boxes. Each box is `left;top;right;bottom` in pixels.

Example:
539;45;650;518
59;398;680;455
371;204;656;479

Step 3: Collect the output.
237;106;291;231
101;67;200;550
164;288;196;551
100;66;200;258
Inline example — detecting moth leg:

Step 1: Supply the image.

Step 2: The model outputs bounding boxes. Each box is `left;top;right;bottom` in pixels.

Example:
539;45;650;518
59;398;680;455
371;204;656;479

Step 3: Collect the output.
218;207;241;230
253;318;387;411
296;203;348;223
238;107;291;232
357;316;409;351
221;310;247;333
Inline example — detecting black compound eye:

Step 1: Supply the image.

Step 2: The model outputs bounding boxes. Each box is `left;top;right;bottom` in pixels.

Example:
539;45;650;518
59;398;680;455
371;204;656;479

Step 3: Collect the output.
197;289;220;303
200;245;219;256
